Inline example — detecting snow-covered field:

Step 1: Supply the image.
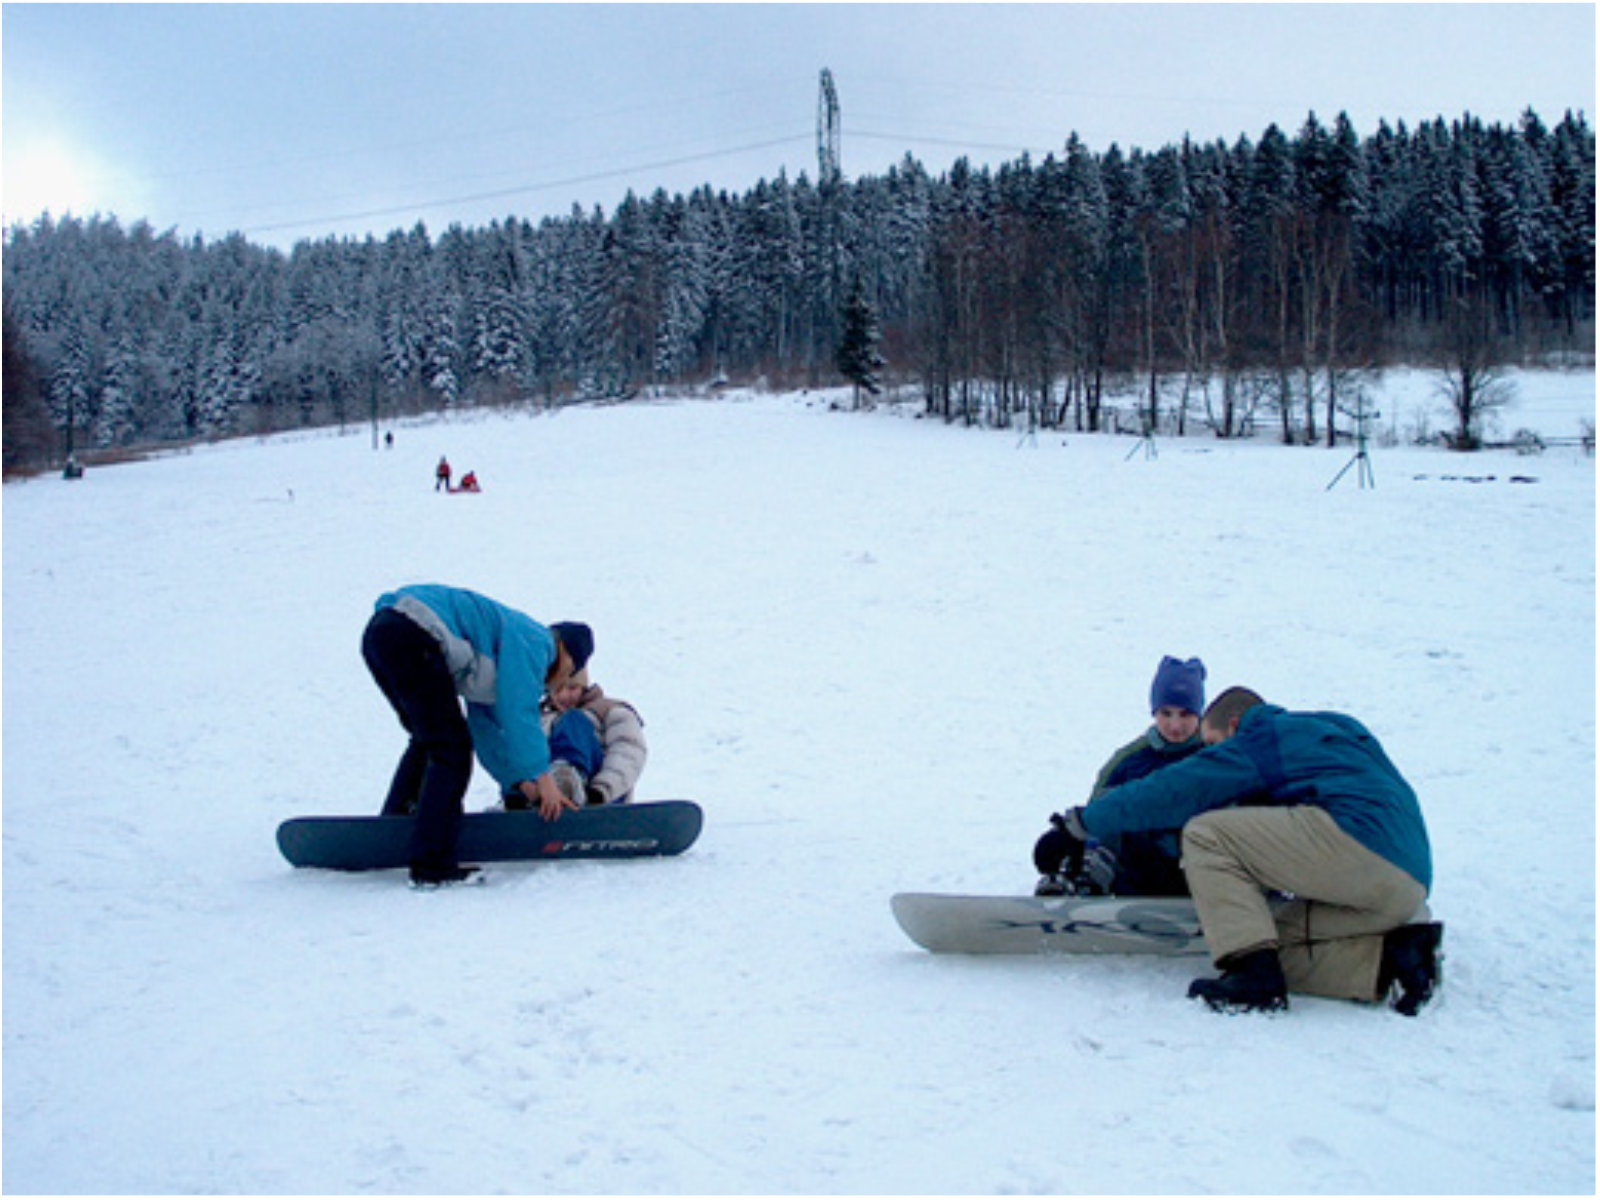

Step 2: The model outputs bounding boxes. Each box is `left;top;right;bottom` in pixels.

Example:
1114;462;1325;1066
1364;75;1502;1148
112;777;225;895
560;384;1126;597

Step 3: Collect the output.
4;369;1594;1194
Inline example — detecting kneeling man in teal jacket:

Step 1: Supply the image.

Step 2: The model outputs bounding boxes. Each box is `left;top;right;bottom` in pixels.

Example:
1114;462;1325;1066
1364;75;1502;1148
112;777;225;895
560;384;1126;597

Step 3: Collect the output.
1036;687;1441;1015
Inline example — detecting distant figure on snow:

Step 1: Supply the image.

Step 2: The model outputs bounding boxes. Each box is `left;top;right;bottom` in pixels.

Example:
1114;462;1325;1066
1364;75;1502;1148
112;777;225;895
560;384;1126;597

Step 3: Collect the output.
435;456;451;491
456;470;481;493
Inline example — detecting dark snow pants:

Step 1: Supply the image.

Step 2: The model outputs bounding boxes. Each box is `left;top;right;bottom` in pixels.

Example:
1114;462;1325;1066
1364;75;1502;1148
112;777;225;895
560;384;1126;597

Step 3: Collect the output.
361;606;474;873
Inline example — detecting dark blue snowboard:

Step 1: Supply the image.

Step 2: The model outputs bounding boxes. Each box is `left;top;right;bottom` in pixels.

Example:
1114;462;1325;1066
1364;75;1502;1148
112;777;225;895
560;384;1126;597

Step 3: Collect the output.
277;800;703;871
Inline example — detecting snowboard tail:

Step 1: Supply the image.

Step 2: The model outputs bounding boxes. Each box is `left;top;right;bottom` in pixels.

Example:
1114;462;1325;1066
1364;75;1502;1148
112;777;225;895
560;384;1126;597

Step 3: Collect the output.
891;892;1210;956
278;801;703;871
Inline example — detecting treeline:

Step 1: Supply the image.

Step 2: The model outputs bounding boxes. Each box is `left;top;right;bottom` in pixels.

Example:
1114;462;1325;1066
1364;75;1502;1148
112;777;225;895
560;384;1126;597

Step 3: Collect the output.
3;107;1592;467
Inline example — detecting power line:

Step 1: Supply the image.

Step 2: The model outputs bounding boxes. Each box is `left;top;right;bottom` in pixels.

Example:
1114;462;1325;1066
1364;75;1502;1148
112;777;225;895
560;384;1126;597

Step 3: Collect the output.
851;128;1052;159
234;118;1112;240
168;119;805;225
202;75;1431;241
240;132;811;237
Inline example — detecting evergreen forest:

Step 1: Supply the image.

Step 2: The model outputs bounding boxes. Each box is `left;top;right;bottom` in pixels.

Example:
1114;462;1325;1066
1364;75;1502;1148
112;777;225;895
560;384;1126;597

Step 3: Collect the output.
3;108;1593;471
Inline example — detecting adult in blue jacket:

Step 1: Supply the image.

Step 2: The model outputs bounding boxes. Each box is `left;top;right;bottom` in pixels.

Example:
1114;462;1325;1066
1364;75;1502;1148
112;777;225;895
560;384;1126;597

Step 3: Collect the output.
1036;687;1442;1014
362;583;594;886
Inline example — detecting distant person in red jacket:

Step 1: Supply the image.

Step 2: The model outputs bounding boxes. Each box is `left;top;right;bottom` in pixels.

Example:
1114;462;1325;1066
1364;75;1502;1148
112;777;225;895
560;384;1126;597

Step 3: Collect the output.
435;456;452;491
457;470;481;492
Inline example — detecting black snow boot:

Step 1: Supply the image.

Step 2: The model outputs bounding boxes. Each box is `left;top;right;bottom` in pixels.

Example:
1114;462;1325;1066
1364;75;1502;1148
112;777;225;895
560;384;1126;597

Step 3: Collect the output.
1377;922;1444;1016
1187;948;1289;1014
408;863;484;890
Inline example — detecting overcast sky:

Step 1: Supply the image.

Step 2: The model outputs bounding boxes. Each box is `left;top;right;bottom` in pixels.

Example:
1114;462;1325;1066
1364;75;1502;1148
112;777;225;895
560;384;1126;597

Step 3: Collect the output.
3;3;1594;252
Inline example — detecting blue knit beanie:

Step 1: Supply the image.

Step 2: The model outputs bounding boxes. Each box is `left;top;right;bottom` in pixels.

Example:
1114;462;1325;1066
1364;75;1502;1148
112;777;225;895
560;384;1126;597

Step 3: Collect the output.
550;622;594;671
1150;655;1206;715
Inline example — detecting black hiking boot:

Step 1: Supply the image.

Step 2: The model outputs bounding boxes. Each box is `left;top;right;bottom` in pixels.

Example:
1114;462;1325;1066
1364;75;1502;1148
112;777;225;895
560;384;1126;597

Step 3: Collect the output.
1187;948;1289;1014
408;863;484;890
1377;922;1444;1016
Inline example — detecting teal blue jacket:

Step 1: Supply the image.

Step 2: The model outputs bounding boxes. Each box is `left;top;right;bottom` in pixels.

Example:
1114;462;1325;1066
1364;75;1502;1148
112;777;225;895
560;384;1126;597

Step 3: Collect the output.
1079;705;1432;892
376;584;558;789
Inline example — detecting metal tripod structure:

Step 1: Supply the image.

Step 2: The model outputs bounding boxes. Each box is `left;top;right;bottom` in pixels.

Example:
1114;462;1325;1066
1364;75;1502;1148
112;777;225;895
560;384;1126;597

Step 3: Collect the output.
1327;389;1378;490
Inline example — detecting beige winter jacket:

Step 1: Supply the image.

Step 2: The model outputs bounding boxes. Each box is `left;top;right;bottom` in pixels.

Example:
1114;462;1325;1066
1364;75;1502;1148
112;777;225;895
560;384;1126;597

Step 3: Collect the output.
541;685;648;803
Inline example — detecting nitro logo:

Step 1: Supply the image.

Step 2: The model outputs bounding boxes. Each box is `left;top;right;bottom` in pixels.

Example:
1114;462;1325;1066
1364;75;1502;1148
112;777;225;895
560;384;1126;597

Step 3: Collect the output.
542;838;662;855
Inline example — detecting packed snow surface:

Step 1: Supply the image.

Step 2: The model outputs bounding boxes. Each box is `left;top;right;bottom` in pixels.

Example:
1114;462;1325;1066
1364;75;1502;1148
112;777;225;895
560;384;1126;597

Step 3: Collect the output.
4;370;1594;1193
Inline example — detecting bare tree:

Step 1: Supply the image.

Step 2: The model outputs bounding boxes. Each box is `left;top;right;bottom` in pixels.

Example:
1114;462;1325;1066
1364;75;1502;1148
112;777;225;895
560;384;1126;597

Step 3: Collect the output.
1435;291;1515;449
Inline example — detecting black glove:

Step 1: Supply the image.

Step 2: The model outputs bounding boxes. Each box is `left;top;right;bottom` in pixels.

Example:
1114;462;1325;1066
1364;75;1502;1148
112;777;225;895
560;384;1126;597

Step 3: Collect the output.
1077;844;1120;896
1033;807;1090;877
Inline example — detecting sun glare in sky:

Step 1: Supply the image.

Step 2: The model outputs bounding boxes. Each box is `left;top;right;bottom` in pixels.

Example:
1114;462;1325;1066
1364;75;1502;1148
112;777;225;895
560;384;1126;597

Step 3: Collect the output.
3;139;100;226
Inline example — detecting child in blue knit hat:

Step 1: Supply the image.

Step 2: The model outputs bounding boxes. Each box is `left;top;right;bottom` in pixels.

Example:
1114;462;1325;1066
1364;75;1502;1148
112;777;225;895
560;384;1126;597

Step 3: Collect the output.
1035;655;1207;897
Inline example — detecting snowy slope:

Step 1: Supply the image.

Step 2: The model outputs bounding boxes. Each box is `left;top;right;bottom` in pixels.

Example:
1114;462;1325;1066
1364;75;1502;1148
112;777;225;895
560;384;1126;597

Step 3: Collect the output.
3;370;1594;1193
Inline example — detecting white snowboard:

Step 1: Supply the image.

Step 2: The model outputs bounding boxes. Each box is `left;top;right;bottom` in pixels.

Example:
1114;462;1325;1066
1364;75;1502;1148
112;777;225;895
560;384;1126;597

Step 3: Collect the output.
891;892;1211;956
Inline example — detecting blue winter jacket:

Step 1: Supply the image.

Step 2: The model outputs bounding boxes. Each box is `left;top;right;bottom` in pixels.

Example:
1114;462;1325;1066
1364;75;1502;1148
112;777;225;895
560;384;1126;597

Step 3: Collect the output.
1079;704;1432;892
375;584;558;789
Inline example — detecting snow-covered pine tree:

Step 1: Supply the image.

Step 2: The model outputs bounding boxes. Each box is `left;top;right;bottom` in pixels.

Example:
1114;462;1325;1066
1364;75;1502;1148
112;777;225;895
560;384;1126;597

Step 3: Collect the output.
422;293;461;408
836;275;884;409
2;298;55;472
96;334;145;447
48;321;94;458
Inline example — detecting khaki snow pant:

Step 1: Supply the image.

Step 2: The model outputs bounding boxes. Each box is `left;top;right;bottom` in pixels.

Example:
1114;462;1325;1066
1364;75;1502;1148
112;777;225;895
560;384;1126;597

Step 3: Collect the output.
1181;806;1428;1002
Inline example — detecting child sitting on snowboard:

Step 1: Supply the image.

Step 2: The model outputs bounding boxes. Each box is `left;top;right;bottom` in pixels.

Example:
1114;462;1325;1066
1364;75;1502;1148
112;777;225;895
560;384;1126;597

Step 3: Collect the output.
1035;655;1207;897
504;669;648;809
